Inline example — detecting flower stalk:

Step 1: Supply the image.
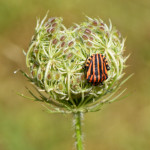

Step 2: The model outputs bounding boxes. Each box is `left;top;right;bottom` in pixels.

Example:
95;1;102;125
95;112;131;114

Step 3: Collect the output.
74;112;83;150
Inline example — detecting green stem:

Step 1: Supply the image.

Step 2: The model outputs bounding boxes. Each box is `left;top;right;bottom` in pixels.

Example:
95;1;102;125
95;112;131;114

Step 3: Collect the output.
74;112;83;150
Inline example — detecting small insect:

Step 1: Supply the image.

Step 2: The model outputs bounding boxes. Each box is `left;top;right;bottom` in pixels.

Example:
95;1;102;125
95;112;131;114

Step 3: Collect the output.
85;54;110;86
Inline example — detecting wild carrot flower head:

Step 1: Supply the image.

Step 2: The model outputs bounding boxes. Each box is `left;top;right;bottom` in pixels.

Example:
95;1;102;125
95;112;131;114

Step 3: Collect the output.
23;14;131;113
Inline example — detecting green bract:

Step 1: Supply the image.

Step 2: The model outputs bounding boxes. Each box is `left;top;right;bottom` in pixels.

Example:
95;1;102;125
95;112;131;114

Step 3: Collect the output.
23;14;131;113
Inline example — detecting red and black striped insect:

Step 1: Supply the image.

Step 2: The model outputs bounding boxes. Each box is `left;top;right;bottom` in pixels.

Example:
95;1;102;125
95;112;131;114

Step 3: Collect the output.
85;54;110;85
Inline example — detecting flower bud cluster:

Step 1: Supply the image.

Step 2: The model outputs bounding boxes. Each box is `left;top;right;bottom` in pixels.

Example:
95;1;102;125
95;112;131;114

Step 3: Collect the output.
25;14;129;113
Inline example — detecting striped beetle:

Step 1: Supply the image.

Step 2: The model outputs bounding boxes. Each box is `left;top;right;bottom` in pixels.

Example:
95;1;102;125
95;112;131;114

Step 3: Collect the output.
85;54;110;86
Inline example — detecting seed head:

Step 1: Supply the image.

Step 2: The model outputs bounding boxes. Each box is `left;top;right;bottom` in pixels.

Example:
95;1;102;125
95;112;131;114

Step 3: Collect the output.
24;14;132;113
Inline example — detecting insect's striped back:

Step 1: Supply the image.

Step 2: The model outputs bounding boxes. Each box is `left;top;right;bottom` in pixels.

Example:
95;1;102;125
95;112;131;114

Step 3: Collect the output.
85;54;110;85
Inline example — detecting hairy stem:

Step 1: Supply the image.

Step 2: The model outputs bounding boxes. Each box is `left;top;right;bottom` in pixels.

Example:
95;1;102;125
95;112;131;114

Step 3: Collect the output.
73;112;83;150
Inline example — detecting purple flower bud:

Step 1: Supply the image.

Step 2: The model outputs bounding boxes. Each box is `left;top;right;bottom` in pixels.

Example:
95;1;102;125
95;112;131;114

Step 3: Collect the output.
47;28;51;33
82;35;88;40
52;23;57;27
61;42;65;47
89;36;94;41
100;26;104;30
52;39;58;45
50;28;55;33
68;41;74;47
48;17;56;23
60;36;66;41
45;23;50;27
84;29;91;34
92;21;97;26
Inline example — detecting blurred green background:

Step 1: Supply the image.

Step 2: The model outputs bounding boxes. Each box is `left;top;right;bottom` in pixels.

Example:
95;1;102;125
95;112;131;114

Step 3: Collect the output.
0;0;150;150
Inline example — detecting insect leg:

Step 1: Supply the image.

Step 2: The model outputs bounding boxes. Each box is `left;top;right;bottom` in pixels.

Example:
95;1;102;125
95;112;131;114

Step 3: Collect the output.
102;55;110;71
